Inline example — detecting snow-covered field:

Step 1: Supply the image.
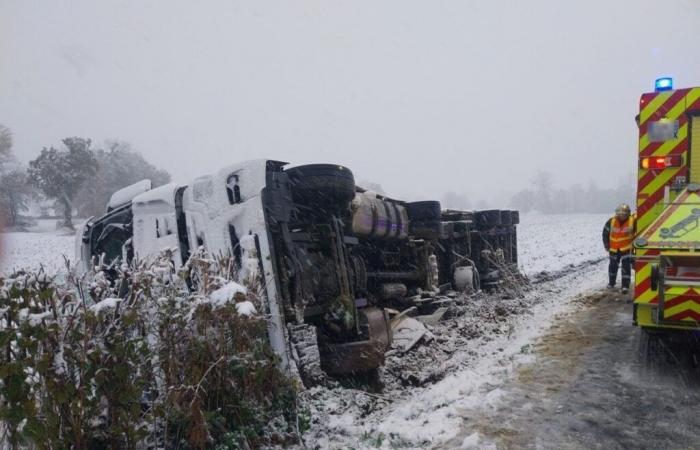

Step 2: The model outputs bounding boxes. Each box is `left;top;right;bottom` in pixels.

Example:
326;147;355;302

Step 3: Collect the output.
0;213;609;277
0;220;77;275
517;212;608;277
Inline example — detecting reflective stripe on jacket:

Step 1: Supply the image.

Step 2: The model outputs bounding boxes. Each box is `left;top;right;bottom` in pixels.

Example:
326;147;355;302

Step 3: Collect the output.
609;215;635;252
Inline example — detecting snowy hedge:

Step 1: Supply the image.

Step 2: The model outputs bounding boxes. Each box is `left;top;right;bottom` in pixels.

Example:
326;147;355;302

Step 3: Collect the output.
0;252;299;449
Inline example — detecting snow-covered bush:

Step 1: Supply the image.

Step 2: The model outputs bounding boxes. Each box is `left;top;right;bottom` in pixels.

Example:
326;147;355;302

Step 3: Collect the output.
0;251;298;449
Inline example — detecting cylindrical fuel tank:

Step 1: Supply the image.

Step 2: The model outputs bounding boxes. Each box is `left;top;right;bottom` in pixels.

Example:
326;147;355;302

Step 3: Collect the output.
351;192;409;240
454;266;475;293
378;283;408;300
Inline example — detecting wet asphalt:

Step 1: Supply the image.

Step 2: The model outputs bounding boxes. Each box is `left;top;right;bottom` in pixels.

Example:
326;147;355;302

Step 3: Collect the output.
448;291;700;450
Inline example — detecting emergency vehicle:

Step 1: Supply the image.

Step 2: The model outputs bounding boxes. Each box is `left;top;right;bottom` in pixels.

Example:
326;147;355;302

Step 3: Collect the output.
633;77;700;332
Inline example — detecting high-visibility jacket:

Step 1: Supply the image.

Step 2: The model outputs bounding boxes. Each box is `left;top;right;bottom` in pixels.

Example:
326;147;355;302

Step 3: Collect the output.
605;215;636;252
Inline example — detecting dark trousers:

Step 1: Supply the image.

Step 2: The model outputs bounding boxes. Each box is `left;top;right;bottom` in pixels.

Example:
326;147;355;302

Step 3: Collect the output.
609;251;632;288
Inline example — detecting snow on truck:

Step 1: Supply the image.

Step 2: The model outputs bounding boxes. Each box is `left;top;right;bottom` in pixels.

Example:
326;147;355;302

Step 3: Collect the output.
76;160;519;383
634;78;700;333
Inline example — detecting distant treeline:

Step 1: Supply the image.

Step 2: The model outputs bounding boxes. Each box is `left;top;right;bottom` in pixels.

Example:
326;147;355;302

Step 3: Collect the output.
438;170;636;214
0;123;170;229
508;170;635;214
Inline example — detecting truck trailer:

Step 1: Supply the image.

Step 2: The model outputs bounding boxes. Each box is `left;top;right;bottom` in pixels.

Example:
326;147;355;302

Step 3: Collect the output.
76;160;519;383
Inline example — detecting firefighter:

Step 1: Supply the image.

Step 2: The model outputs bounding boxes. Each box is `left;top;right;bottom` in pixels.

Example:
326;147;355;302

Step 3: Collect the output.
602;204;636;293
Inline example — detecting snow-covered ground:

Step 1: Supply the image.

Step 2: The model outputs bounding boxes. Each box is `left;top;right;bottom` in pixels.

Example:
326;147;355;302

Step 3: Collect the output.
300;261;606;449
517;213;609;277
0;213;609;278
0;219;77;275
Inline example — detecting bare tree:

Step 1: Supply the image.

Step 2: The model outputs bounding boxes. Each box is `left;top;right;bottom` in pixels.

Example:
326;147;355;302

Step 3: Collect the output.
0;170;30;227
28;137;98;229
531;170;554;213
0;124;12;169
74;139;171;217
0;124;32;228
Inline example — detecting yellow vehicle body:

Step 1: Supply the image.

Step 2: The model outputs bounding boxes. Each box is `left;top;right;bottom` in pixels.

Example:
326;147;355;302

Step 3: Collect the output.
633;86;700;331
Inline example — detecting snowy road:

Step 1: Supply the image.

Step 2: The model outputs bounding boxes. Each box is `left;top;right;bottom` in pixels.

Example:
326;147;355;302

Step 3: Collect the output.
447;291;700;450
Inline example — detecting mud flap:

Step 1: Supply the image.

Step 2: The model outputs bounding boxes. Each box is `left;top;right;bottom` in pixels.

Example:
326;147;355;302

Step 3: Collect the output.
321;307;392;375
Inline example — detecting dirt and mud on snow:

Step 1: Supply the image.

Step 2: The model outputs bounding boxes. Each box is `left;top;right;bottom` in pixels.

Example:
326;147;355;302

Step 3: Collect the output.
445;290;700;450
298;259;610;449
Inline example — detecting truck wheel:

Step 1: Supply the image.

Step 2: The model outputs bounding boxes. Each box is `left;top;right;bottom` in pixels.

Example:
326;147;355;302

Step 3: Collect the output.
286;164;355;207
476;209;502;227
510;210;520;225
499;210;512;225
407;201;441;221
410;220;442;240
639;328;672;365
288;323;327;387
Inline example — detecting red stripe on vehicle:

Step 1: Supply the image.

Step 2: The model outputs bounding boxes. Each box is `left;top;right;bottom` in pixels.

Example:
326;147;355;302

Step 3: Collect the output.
664;309;700;323
634;276;652;297
641;126;688;158
664;294;700;309
639;90;687;131
638;177;690;226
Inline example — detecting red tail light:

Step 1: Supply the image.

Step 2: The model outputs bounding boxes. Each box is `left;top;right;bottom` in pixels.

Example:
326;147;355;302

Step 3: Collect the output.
640;155;682;169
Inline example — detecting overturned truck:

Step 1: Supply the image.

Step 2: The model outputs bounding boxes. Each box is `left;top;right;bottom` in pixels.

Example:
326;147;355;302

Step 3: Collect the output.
77;160;518;384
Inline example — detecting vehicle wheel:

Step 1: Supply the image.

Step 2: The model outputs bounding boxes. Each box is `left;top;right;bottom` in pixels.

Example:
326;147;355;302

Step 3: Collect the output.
499;210;512;225
406;201;442;221
286;164;355;207
288;323;327;387
510;210;520;225
638;327;672;365
476;209;502;227
410;220;442;239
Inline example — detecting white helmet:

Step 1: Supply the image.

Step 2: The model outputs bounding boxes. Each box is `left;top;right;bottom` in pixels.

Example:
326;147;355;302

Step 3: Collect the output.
615;204;631;216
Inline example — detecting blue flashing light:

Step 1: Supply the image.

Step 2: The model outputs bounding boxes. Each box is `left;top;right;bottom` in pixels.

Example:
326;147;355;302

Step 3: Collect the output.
655;77;673;92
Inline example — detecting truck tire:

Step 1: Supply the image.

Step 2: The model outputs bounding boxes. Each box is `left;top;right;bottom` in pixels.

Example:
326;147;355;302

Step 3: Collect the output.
639;328;672;365
286;164;355;207
476;209;502;227
500;210;512;226
411;220;442;240
407;201;442;221
510;210;520;225
288;323;327;387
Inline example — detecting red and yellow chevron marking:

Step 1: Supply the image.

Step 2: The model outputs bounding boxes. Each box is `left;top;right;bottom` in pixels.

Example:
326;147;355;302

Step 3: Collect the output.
636;88;700;232
634;261;700;329
633;248;659;306
663;290;700;322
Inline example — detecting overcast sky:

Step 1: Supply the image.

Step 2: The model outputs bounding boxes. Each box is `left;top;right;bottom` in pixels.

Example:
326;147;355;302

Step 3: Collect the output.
2;0;700;202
